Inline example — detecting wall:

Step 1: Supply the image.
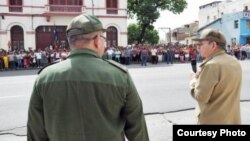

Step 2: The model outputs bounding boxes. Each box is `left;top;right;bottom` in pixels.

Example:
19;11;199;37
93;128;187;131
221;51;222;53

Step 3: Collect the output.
198;12;250;46
240;14;250;45
0;0;128;50
240;18;250;35
92;0;128;47
199;0;250;28
221;12;241;46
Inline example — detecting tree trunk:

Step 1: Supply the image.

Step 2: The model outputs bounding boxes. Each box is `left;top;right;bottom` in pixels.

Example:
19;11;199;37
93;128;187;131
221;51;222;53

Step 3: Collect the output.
137;23;149;44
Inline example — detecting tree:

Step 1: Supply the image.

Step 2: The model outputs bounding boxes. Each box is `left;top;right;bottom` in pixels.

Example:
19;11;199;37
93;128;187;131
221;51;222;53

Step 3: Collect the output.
128;23;159;44
128;0;187;43
128;24;139;44
144;28;159;44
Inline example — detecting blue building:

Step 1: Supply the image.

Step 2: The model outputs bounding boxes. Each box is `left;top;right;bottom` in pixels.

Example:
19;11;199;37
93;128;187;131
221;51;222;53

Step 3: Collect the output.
197;11;250;46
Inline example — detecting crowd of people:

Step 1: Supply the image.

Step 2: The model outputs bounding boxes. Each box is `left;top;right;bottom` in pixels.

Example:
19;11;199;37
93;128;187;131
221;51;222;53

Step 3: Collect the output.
229;44;250;60
0;43;200;71
0;47;69;71
103;43;250;66
0;42;249;71
103;44;200;66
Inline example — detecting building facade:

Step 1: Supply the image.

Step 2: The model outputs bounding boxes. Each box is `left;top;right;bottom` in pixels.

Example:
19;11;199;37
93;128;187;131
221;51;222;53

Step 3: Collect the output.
199;0;250;28
197;11;250;46
0;0;127;51
165;21;199;45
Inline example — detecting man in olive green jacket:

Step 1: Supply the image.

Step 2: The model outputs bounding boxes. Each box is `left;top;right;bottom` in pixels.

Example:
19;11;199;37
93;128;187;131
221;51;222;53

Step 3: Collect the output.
190;29;242;124
27;14;149;141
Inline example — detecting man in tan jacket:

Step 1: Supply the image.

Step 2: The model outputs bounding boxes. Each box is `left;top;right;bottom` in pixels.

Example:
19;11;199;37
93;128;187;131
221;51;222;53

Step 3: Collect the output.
190;29;242;124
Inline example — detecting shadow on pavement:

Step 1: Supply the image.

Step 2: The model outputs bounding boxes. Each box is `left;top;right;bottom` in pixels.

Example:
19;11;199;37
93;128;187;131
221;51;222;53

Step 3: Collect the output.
0;69;39;77
125;62;180;69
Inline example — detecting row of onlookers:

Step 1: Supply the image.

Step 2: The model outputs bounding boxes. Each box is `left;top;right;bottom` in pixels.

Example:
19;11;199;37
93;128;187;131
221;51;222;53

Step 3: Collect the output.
104;44;202;66
0;43;249;70
0;49;69;71
104;43;250;65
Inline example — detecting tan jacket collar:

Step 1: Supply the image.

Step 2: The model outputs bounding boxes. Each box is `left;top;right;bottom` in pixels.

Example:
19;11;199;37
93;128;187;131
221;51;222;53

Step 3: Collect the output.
200;50;225;67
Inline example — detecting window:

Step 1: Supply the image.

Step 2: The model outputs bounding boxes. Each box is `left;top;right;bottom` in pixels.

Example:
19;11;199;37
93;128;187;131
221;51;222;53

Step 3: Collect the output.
106;0;118;14
244;6;248;11
49;0;83;12
49;0;82;5
231;38;236;46
234;20;239;29
247;37;250;44
247;20;250;28
9;0;22;12
207;16;210;23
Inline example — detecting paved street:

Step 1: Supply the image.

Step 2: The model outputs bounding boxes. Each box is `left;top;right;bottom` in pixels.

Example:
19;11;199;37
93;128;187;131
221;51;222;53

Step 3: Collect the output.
0;61;250;141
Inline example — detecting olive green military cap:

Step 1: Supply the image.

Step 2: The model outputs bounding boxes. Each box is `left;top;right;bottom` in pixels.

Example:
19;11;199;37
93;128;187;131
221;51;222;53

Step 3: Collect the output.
193;29;226;47
66;14;106;37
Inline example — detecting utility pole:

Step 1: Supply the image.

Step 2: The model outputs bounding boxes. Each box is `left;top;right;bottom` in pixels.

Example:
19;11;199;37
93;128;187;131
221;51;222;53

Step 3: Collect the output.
91;0;94;15
176;28;179;42
159;27;171;44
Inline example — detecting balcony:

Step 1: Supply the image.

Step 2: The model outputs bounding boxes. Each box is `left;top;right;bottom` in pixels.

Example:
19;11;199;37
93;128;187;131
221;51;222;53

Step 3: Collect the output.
9;5;23;12
107;7;118;14
45;5;84;13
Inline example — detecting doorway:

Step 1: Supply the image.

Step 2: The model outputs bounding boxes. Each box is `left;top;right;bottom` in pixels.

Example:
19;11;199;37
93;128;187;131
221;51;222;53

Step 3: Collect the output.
10;25;24;51
106;26;118;47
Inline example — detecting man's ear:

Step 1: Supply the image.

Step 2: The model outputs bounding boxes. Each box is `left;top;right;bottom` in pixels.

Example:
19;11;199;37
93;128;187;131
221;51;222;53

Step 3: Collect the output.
93;36;99;49
212;42;217;49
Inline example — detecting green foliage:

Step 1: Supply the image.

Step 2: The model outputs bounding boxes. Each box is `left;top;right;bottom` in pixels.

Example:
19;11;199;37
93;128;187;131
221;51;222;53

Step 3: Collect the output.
128;24;159;44
144;28;159;44
128;0;187;43
128;24;139;44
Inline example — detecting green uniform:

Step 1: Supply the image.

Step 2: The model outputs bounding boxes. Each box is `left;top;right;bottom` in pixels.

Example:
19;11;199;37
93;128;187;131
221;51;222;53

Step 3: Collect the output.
27;48;149;141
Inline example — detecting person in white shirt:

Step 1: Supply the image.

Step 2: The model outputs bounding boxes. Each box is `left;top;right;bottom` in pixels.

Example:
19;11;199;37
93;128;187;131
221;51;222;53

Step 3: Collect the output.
35;50;42;68
106;48;114;60
16;52;22;69
151;47;157;64
114;49;121;63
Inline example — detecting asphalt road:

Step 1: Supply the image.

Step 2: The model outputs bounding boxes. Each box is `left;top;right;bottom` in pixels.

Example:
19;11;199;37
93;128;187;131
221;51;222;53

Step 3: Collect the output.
0;60;249;139
130;61;250;113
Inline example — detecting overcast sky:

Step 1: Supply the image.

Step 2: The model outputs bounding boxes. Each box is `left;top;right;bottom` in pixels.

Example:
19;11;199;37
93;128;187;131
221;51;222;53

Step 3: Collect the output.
128;0;223;40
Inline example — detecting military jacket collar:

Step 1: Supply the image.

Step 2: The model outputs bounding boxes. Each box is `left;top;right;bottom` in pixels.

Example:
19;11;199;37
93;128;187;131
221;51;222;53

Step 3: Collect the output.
200;50;225;67
68;48;100;59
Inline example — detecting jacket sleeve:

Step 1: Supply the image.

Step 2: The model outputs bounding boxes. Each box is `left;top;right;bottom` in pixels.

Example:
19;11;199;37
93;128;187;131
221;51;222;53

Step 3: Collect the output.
123;74;149;141
190;63;219;104
27;81;49;141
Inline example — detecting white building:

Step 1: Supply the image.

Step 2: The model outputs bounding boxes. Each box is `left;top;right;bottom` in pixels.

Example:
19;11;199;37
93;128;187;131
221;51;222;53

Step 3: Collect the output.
199;0;250;28
164;21;199;45
0;0;127;51
197;11;250;46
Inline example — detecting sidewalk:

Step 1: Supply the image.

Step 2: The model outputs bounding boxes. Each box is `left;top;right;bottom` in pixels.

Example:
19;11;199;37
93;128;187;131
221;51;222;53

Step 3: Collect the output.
1;102;249;141
146;102;250;141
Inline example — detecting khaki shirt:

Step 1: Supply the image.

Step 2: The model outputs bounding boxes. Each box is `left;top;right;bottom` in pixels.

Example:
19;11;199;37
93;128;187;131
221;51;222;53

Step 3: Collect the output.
27;48;149;141
190;51;242;124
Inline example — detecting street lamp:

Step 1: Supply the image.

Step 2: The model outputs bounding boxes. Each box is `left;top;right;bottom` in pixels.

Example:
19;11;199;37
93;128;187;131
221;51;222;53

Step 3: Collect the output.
91;0;94;15
159;27;171;44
